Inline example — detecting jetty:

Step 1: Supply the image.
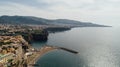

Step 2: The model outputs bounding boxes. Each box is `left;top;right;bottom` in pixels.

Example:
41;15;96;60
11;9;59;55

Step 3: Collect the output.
46;45;79;54
58;47;78;54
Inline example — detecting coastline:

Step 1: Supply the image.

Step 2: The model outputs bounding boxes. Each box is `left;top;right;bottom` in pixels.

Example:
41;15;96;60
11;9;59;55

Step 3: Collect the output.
27;46;57;67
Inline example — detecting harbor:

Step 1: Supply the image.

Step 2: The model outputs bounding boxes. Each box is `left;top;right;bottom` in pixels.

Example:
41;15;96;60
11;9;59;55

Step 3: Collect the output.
27;45;79;67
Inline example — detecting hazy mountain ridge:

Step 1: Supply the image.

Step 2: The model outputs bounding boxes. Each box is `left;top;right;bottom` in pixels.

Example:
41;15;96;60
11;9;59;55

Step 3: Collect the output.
0;15;109;27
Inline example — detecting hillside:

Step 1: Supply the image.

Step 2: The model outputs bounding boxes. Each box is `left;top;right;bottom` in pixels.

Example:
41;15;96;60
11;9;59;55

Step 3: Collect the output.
0;15;109;27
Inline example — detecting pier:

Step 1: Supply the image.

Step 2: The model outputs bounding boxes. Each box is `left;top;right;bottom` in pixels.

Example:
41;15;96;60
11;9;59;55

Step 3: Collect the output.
45;45;79;54
58;47;79;54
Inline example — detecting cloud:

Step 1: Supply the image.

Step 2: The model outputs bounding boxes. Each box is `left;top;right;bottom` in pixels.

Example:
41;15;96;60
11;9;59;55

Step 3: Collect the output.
0;2;56;18
0;0;50;10
108;0;120;2
37;0;96;9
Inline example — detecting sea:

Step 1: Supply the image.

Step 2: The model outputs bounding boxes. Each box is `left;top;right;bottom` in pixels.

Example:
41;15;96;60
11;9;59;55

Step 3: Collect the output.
31;26;120;67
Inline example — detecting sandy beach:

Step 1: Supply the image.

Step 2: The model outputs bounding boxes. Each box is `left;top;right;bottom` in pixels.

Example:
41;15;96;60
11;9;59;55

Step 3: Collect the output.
27;46;57;67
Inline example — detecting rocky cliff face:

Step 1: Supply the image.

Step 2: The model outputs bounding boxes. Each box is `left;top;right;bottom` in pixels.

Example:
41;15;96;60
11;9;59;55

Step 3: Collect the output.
31;30;48;41
15;29;48;43
45;27;71;33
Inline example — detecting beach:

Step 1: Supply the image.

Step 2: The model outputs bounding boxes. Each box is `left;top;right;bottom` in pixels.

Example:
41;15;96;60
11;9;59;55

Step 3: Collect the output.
27;46;57;67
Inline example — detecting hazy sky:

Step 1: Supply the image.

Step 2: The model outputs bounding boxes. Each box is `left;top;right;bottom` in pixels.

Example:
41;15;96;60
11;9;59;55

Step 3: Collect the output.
0;0;120;26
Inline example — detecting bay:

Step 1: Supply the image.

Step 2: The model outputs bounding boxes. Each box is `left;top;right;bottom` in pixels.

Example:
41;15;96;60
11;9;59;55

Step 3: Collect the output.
32;26;120;67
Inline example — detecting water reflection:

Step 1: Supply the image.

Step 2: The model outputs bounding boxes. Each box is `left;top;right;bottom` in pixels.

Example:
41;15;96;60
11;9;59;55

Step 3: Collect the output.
33;27;120;67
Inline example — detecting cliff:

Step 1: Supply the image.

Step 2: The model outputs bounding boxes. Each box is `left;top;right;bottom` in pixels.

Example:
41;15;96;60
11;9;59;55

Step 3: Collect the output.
45;27;71;33
14;29;48;43
31;29;48;41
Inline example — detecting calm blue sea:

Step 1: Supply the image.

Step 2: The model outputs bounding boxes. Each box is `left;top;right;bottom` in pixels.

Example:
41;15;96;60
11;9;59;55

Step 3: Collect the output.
32;26;120;67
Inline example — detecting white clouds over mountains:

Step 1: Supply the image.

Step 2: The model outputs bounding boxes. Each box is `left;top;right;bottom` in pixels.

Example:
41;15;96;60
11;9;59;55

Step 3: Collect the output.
0;0;120;26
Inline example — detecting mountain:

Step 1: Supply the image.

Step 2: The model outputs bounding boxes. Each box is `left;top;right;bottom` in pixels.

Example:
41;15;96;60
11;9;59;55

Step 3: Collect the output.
0;15;109;27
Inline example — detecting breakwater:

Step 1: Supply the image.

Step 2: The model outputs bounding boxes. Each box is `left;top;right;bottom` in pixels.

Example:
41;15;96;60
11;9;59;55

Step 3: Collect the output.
58;47;78;54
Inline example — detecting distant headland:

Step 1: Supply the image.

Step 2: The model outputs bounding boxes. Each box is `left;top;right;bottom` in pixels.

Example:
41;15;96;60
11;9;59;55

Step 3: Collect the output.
0;15;111;27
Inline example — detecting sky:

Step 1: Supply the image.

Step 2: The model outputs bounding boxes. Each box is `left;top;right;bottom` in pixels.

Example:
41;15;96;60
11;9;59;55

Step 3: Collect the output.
0;0;120;26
